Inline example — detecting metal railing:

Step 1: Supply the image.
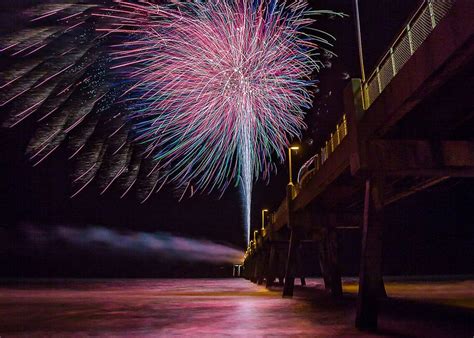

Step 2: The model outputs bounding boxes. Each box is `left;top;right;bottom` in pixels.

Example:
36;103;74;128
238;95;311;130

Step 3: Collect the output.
298;114;348;187
265;1;456;235
363;0;455;108
266;116;348;232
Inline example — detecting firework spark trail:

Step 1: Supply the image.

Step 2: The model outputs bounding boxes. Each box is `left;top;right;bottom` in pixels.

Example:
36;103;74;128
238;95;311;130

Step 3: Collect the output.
241;116;253;245
1;1;339;246
100;0;337;244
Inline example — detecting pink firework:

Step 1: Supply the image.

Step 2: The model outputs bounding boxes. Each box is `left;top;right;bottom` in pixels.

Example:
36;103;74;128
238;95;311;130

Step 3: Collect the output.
0;0;338;244
97;0;338;242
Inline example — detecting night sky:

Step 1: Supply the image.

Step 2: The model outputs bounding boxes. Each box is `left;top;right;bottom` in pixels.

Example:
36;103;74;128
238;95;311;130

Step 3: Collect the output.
0;0;472;278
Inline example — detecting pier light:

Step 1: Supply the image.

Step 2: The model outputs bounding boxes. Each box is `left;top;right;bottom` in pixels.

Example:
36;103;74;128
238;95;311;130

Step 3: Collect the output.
288;145;300;185
261;209;269;230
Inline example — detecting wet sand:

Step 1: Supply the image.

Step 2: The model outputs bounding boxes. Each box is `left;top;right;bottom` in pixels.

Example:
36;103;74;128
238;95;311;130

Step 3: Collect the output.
0;278;472;337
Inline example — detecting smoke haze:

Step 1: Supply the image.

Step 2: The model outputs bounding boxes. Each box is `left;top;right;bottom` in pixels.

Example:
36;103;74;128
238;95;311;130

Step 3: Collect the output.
14;224;244;264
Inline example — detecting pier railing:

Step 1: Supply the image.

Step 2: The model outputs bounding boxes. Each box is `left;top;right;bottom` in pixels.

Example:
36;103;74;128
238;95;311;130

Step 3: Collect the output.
295;0;455;191
264;0;455;241
363;0;454;108
297;114;348;188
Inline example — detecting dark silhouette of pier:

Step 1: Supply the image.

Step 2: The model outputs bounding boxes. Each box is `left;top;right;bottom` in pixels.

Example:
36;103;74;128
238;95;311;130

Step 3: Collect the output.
243;0;474;329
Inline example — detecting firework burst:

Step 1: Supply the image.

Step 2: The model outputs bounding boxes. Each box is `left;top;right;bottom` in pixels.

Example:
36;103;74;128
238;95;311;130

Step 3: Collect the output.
101;0;337;243
1;0;339;245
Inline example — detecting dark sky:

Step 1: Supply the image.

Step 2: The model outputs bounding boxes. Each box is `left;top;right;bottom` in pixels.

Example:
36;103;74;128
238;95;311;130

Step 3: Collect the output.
0;0;472;278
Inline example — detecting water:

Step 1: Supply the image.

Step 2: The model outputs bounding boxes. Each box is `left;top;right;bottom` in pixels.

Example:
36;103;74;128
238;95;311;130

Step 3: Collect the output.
0;278;472;337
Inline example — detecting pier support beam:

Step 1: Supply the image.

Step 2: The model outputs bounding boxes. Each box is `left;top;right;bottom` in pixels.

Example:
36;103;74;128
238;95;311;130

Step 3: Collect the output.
282;228;300;297
356;176;385;329
283;183;299;297
256;248;267;285
265;243;277;287
249;255;257;283
318;217;342;297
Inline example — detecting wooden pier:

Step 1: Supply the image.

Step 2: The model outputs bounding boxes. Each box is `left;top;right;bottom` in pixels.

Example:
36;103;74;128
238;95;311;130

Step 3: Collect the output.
243;0;474;329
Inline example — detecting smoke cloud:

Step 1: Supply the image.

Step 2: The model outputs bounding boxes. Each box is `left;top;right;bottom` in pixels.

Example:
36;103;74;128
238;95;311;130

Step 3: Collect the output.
22;225;243;264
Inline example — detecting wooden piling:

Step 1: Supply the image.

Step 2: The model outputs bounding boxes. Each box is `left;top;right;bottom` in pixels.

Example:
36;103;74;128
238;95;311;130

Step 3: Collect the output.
265;243;277;288
355;176;385;329
283;183;298;297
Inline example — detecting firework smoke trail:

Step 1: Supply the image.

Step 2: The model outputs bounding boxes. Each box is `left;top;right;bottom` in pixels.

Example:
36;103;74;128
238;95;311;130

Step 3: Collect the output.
18;224;243;263
99;0;338;245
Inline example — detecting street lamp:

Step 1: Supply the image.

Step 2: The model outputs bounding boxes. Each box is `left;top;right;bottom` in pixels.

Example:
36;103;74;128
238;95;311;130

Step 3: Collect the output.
353;0;367;108
261;209;269;230
288;146;299;185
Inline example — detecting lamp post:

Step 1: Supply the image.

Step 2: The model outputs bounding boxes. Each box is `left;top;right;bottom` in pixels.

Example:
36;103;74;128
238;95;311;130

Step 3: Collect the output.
353;0;366;83
353;0;367;108
261;209;268;230
288;146;299;185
